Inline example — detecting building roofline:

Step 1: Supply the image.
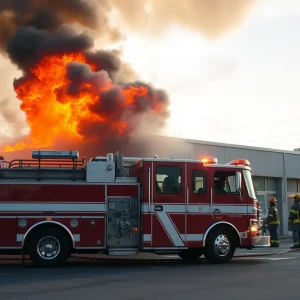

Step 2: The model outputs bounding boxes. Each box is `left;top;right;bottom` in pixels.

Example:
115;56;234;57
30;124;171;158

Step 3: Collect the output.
152;135;300;155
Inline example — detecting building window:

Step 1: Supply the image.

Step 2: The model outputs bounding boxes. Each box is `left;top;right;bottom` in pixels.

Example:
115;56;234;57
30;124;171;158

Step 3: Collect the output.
214;171;239;195
266;178;278;192
192;170;207;194
287;180;298;193
156;166;182;194
253;177;265;192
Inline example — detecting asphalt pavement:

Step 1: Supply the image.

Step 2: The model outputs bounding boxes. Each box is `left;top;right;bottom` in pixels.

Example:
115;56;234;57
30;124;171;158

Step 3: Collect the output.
0;238;298;300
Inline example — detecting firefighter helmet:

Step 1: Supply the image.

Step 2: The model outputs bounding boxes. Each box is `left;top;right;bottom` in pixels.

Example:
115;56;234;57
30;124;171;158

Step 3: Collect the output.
293;193;300;200
269;197;277;203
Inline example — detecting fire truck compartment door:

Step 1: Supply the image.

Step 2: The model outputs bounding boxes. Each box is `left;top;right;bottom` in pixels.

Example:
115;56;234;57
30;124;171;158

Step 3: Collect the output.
106;196;140;248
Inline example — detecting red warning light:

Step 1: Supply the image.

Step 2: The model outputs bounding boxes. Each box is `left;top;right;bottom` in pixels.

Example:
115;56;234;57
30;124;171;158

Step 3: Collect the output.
199;156;218;164
229;159;250;166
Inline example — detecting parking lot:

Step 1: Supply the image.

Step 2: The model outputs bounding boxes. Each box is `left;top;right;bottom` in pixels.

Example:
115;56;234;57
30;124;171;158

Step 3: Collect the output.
0;238;298;300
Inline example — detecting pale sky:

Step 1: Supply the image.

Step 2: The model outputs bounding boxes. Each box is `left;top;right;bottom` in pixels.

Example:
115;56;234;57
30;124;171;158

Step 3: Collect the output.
1;0;300;151
121;0;300;151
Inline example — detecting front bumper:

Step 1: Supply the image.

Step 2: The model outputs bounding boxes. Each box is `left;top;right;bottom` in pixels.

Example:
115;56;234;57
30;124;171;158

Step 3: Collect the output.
251;235;270;247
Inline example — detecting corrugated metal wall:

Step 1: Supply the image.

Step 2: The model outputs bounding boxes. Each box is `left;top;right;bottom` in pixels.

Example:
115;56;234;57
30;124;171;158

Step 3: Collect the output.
187;143;284;177
285;153;300;178
152;136;300;179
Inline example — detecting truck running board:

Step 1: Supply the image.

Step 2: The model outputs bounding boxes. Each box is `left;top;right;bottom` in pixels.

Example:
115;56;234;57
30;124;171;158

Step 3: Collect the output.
108;248;138;256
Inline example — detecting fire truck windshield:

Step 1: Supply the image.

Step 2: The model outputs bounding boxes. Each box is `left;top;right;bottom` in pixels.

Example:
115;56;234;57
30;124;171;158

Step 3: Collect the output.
243;170;256;199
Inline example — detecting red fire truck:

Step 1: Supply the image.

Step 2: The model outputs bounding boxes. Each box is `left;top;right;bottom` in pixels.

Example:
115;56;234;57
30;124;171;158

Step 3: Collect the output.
0;150;269;267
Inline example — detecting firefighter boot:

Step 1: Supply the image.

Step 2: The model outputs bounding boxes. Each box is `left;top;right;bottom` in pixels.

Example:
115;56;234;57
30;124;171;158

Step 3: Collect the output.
290;243;300;249
270;241;279;248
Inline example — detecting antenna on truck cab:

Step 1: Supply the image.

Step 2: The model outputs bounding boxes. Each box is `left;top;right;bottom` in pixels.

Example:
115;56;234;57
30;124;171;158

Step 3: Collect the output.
115;151;124;176
0;156;7;168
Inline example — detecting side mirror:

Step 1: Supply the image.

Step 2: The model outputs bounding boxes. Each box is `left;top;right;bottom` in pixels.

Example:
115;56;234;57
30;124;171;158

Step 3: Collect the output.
235;171;242;200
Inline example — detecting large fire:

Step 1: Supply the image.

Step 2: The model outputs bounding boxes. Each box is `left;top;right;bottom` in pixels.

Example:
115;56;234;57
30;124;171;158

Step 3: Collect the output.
3;52;167;154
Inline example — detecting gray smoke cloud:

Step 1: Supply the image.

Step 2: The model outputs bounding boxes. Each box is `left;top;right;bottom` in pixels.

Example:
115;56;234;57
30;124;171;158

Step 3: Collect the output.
1;0;259;63
0;97;27;139
0;0;119;51
0;0;258;158
110;0;258;38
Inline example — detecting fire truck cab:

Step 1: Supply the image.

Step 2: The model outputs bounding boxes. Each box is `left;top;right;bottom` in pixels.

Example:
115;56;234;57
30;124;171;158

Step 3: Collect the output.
0;150;270;267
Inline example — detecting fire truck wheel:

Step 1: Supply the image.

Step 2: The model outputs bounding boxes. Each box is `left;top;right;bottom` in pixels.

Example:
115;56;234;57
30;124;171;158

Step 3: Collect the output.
178;248;203;263
204;227;235;264
27;227;71;268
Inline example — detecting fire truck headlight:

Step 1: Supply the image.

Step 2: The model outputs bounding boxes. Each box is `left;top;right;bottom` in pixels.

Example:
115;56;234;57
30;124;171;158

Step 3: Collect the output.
250;226;258;232
70;219;79;228
18;219;27;228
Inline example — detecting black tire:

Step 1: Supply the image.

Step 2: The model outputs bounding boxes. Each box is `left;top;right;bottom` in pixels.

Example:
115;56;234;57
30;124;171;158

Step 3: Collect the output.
178;248;203;263
27;227;72;268
204;226;235;264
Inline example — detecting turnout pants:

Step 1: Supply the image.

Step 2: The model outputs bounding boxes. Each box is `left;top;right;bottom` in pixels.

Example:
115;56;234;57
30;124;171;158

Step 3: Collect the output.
268;224;279;246
292;223;300;246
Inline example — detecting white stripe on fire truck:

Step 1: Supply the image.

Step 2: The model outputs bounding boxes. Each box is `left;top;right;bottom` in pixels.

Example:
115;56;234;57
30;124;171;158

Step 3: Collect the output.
16;233;80;242
0;203;105;212
180;233;247;241
143;234;204;242
143;234;151;242
156;210;185;246
180;234;204;241
16;234;23;242
141;204;256;214
0;203;256;214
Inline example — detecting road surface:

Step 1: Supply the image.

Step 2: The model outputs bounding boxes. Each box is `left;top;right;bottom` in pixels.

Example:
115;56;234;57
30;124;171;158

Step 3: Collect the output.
0;240;298;300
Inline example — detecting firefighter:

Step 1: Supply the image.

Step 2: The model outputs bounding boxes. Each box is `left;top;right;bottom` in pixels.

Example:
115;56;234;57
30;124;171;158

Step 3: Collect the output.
266;197;280;247
288;193;300;249
214;177;227;194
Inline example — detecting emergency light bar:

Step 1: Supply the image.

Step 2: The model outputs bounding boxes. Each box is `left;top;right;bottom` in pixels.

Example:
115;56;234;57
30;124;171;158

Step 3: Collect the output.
229;159;250;166
199;156;218;164
32;150;79;160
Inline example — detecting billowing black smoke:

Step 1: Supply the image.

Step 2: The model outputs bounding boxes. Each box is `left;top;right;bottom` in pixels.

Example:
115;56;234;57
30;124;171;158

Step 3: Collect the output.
0;0;105;50
0;0;170;158
7;25;93;70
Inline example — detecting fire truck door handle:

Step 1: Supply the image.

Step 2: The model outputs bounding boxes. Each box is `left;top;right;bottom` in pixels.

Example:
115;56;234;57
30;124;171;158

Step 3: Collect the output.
213;209;221;213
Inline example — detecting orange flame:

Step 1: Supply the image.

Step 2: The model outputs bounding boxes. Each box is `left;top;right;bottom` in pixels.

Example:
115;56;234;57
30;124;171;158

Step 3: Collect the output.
2;52;162;153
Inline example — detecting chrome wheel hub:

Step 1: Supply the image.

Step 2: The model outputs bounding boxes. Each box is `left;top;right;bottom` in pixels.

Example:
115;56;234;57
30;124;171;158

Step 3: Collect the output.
37;236;60;260
214;234;230;256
